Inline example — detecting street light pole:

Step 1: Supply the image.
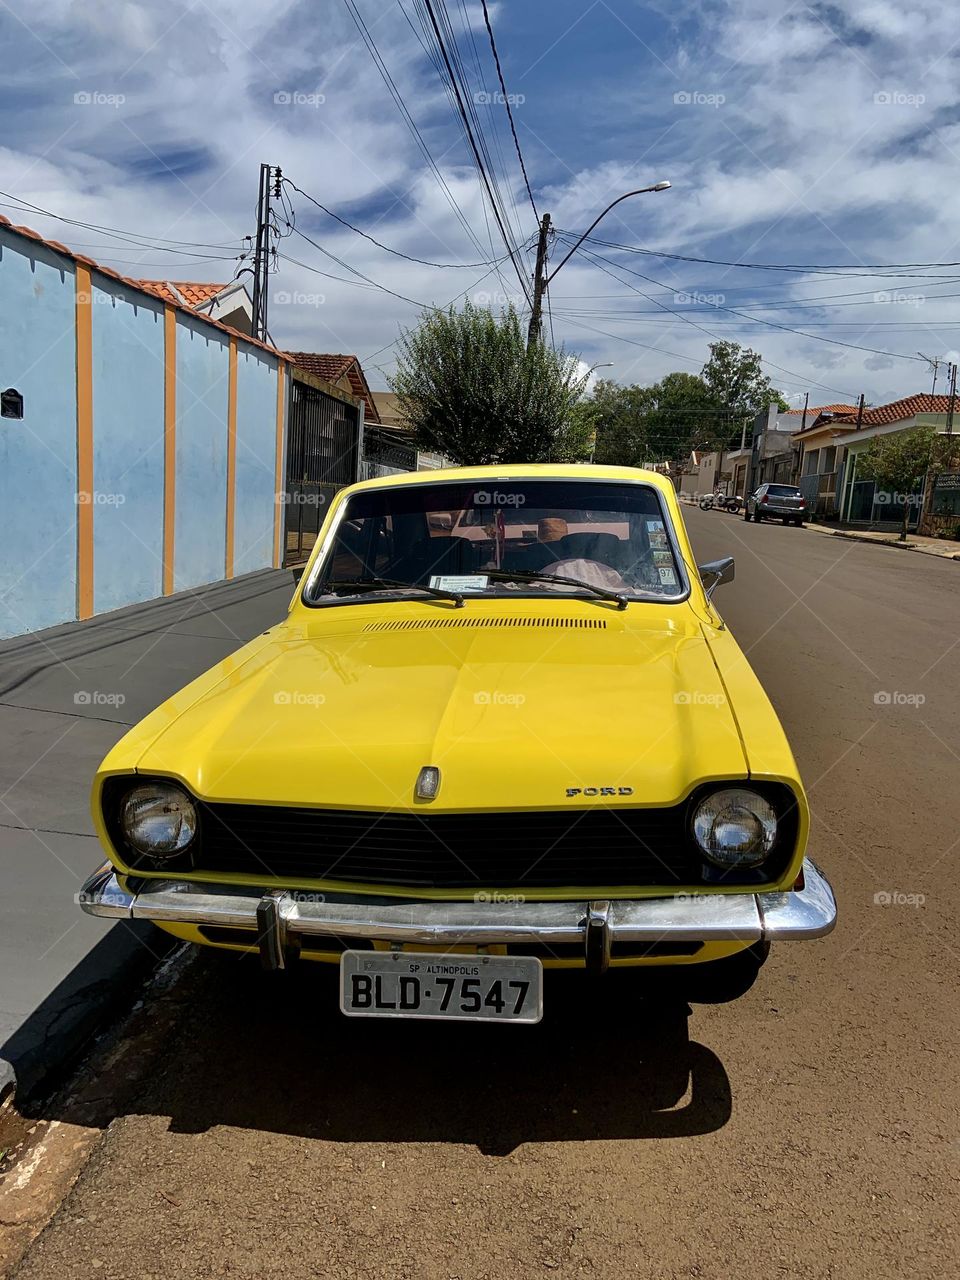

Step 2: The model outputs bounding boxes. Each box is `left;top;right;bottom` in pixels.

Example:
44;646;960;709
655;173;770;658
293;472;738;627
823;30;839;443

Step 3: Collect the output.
525;181;671;350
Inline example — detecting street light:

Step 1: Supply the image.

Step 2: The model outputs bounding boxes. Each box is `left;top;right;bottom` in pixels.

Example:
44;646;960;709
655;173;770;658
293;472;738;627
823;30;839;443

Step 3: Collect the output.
526;181;671;348
545;181;671;284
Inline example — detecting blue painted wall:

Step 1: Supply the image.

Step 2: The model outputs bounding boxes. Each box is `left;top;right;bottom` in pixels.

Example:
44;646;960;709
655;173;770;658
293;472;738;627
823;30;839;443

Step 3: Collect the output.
234;349;280;574
0;222;287;637
90;274;166;614
173;315;229;592
0;229;78;638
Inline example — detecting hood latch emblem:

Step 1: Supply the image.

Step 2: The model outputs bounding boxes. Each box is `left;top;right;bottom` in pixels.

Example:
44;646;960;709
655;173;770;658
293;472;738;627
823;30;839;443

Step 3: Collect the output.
415;765;441;801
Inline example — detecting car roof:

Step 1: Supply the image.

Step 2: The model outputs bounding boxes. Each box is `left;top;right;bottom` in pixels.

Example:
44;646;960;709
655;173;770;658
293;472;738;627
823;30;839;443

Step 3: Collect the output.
341;463;676;500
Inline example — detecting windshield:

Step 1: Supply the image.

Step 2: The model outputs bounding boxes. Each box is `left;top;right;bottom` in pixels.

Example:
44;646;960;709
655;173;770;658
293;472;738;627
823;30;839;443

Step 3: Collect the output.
766;485;802;497
304;479;686;605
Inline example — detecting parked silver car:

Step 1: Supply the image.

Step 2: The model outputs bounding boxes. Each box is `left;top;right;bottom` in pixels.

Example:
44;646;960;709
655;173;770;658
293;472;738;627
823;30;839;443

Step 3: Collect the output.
744;483;808;526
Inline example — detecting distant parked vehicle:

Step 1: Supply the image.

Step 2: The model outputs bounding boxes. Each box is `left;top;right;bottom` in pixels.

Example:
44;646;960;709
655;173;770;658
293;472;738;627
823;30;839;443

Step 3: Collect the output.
744;483;807;525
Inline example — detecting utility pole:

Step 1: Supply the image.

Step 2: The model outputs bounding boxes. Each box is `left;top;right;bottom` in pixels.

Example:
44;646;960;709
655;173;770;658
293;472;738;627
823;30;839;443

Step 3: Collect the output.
947;361;957;435
526;212;551;350
855;392;865;429
250;163;281;343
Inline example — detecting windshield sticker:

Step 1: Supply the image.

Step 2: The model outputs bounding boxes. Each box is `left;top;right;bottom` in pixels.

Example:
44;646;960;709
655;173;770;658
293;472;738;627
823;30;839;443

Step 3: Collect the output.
646;519;669;548
429;574;490;592
657;566;678;586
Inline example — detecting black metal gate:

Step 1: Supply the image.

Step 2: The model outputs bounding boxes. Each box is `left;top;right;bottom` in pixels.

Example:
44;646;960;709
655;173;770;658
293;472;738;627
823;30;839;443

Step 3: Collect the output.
284;376;360;564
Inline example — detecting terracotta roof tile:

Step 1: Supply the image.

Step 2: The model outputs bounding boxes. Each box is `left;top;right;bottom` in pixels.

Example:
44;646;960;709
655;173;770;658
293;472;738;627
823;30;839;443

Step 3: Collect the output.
0;214;285;360
131;280;229;307
286;352;381;424
784;403;860;416
831;394;955;427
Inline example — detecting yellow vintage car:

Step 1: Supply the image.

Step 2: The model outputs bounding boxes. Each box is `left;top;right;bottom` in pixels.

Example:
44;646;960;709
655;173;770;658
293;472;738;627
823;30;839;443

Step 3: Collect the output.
80;465;835;1022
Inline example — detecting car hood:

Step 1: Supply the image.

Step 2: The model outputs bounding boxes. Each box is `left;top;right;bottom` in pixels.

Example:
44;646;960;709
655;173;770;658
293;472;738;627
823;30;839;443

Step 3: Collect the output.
130;607;748;811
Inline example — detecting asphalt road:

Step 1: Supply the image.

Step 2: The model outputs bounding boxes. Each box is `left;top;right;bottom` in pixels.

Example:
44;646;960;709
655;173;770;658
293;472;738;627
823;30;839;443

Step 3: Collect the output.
11;512;960;1279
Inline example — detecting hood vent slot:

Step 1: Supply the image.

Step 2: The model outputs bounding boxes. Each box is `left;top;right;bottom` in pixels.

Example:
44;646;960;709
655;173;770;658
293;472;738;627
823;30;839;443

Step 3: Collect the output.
363;616;608;632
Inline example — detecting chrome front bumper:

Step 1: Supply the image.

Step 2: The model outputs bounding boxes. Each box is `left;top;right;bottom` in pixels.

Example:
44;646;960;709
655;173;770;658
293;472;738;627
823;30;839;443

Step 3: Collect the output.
78;858;836;972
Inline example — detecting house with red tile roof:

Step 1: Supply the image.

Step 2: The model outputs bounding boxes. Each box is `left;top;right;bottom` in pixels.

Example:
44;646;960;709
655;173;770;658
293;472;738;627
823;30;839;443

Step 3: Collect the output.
833;395;960;532
286;353;381;425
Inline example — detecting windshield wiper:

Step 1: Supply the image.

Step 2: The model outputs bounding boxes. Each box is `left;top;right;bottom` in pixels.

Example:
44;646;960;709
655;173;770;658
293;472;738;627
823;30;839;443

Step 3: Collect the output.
320;578;465;607
482;568;628;610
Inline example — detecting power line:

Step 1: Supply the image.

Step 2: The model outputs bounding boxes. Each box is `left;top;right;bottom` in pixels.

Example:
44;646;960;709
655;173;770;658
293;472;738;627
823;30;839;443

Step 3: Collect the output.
341;0;490;261
479;0;538;222
281;178;502;269
0;190;247;255
552;311;859;401
568;232;960;278
567;238;926;364
288;225;434;308
418;0;532;301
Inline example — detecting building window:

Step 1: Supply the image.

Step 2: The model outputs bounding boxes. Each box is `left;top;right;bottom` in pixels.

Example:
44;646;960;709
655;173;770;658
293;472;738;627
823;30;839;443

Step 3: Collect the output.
1;388;24;419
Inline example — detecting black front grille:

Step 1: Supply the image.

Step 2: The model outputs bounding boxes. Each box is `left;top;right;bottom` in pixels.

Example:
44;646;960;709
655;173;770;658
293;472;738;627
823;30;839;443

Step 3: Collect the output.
194;802;697;888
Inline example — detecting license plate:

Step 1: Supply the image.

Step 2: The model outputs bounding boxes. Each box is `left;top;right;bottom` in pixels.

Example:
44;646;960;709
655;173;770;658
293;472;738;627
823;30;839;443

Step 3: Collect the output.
339;951;543;1023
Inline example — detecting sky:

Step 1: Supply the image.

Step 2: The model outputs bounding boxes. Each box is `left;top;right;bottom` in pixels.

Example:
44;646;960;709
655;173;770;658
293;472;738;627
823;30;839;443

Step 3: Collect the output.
3;0;960;407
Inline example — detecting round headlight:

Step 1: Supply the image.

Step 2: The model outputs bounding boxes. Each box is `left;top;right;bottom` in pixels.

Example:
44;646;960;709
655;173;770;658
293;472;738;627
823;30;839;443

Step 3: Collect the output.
120;783;197;858
692;788;777;867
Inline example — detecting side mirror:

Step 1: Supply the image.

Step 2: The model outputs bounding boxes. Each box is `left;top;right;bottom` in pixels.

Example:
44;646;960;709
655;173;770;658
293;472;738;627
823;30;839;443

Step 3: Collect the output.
291;567;304;584
697;556;734;599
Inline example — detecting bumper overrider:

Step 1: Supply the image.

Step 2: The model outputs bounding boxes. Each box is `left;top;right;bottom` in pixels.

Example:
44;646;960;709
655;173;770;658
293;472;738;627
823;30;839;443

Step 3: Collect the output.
78;858;837;973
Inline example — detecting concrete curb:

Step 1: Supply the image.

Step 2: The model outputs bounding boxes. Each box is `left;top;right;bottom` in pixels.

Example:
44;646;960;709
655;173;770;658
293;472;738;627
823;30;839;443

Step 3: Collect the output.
805;524;960;561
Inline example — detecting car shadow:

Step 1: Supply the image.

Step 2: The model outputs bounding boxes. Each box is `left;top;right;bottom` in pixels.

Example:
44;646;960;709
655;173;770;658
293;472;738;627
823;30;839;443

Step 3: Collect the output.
48;952;732;1155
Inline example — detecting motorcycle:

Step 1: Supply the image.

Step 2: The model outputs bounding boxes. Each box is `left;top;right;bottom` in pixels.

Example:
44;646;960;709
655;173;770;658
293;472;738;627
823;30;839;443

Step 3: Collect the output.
699;492;741;514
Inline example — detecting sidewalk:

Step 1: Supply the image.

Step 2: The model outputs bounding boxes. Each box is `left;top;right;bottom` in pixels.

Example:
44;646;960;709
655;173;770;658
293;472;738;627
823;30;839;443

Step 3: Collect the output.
805;521;960;560
680;494;960;560
0;568;293;1097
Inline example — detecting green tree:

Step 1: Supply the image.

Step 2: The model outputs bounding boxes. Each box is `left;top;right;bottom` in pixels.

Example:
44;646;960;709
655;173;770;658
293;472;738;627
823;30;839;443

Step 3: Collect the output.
642;371;723;465
391;302;588;465
701;341;788;446
591;372;723;468
590;379;658;466
856;427;936;541
551;395;597;463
